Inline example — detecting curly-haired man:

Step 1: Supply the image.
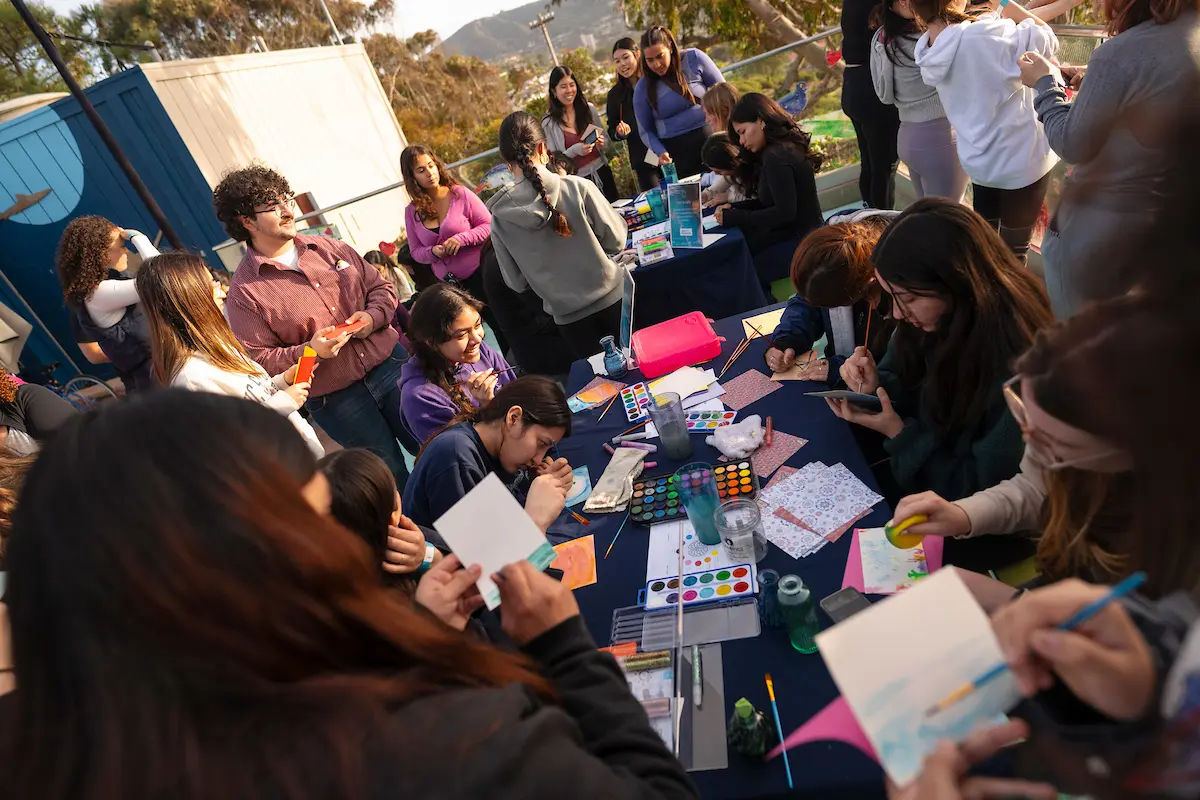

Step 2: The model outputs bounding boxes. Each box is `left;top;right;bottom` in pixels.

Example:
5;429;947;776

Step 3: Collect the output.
214;165;411;488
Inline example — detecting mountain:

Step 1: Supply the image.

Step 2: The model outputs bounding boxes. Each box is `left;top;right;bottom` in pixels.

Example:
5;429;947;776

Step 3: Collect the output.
442;0;636;63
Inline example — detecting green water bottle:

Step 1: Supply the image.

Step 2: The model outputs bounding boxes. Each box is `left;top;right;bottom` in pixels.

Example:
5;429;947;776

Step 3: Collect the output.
778;574;820;654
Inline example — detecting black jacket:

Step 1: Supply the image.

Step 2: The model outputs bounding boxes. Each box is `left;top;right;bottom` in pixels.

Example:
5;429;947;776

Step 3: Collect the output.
607;79;651;170
723;142;824;252
366;616;698;799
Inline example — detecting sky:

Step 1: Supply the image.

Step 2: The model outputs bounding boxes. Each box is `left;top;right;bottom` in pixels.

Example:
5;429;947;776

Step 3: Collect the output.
41;0;533;43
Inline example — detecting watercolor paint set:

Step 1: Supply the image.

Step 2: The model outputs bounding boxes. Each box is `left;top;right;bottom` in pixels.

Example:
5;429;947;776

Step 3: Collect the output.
642;564;757;609
620;382;652;422
629;462;759;525
685;410;737;430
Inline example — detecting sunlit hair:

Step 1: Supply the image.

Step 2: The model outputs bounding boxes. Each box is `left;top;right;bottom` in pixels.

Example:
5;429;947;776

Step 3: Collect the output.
1;390;551;799
137;252;255;386
639;26;694;114
1103;0;1189;35
56;215;118;307
701;82;741;130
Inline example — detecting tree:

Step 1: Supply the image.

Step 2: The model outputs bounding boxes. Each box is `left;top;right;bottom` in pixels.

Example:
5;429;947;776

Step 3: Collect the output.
74;0;393;72
0;1;92;102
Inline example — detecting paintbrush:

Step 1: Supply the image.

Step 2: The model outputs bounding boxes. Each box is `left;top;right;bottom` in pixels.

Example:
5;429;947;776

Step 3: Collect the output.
596;392;620;423
746;321;776;349
568;509;590;526
615;420;649;439
924;571;1148;718
455;365;519;387
765;674;794;790
603;512;631;559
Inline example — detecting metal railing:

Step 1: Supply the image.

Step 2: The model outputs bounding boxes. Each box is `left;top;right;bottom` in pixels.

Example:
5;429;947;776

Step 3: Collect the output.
275;21;1103;230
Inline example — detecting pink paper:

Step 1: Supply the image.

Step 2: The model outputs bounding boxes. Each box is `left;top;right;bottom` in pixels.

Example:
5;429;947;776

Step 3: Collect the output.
763;465;799;492
766;696;877;762
752;431;807;478
842;529;945;593
720;369;782;411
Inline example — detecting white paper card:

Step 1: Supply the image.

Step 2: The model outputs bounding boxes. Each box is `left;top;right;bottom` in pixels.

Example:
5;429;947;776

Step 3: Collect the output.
816;568;1020;786
433;473;557;610
702;233;726;248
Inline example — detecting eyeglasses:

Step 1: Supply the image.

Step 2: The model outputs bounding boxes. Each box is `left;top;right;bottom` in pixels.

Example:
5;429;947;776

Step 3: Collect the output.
253;196;297;217
1002;376;1124;471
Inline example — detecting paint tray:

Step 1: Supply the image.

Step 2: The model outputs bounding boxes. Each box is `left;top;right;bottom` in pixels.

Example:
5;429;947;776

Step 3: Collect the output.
609;596;761;652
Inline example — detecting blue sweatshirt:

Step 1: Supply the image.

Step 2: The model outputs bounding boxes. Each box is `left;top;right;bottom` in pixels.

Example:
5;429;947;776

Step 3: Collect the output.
633;48;724;155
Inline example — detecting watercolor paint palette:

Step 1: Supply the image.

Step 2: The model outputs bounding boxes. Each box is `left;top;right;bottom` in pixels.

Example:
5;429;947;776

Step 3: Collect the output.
629;462;758;525
685;410;737;430
621;382;652;422
643;564;756;609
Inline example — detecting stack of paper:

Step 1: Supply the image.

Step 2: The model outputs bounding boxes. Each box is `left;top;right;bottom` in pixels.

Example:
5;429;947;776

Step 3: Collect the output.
757;461;883;559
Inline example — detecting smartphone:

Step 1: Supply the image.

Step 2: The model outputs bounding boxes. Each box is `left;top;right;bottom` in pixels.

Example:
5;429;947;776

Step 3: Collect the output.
294;346;318;385
804;390;883;411
820;587;872;623
583;127;599;145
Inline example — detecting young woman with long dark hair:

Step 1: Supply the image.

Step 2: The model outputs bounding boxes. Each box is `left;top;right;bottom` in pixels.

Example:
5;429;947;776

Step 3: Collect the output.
402;376;574;531
871;0;968;201
910;0;1080;258
541;66;618;201
830;198;1053;501
137;252;323;456
715;93;825;291
765;213;898;385
700;133;752;206
842;0;902;208
633;25;724;178
487;111;628;359
401;145;496;314
0;389;696;799
1017;0;1200;317
606;37;660;192
55;215;159;392
397;283;513;445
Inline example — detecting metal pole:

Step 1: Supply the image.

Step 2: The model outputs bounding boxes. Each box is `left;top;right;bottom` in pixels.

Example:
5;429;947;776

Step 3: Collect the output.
11;0;185;250
541;24;558;66
528;13;557;65
315;0;342;44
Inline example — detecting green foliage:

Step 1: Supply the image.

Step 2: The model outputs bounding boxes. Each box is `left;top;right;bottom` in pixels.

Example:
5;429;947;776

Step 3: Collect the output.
0;2;92;101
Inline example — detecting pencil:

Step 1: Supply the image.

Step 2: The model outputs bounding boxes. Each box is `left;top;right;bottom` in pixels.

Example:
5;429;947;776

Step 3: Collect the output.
597;393;619;423
864;309;873;350
765;674;794;790
924;571;1148;718
718;338;753;379
455;365;518;387
569;509;591;526
603;512;632;559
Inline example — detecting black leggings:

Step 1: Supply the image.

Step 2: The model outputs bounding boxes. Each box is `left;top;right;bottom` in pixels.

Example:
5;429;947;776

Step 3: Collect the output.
842;66;900;210
971;172;1052;261
634;162;661;192
592;164;620;202
660;125;712;180
557;300;623;361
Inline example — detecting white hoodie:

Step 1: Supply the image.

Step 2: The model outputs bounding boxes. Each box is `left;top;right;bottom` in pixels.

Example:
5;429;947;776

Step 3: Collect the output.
915;13;1059;190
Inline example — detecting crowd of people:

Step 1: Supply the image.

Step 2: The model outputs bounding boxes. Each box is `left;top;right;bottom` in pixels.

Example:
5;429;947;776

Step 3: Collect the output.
0;4;1197;797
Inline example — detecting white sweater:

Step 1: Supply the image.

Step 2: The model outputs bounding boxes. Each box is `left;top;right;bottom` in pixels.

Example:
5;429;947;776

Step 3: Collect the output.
85;232;158;328
171;355;324;457
915;14;1060;189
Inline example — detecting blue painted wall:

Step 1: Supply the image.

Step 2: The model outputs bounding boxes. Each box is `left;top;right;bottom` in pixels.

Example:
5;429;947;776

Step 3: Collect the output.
0;67;225;382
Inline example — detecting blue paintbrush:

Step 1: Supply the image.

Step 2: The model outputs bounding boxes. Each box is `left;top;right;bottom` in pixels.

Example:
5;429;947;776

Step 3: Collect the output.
925;571;1147;717
765;673;794;790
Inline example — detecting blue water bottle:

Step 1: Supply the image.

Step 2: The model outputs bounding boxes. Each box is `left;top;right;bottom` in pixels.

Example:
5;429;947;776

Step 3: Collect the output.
600;335;628;378
662;161;679;185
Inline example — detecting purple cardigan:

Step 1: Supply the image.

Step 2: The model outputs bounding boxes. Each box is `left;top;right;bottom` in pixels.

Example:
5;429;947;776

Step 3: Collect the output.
404;185;492;281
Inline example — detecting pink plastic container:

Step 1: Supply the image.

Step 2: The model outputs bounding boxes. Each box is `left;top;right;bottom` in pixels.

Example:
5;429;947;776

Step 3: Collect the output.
632;312;725;379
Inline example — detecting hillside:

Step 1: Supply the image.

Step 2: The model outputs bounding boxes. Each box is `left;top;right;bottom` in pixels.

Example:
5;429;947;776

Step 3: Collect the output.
442;0;636;63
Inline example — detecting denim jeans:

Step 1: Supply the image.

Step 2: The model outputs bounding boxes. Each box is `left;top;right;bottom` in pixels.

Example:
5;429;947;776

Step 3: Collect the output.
306;344;415;490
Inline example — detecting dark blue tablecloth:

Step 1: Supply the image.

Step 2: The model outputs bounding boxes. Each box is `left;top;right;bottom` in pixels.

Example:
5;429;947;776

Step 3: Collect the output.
631;225;767;329
561;304;892;799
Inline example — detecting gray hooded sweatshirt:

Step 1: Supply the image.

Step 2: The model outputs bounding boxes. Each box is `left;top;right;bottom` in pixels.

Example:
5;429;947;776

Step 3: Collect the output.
487;168;628;326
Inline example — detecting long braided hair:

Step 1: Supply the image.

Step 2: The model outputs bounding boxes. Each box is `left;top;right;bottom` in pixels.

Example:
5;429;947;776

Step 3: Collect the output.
407;283;485;421
498;111;572;237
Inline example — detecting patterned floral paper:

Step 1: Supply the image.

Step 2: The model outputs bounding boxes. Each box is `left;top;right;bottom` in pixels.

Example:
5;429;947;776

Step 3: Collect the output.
720;369;783;411
763;466;799;492
752;430;808;478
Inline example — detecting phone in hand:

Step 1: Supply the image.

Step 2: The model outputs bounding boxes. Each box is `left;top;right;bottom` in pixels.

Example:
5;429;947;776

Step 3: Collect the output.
820;587;872;624
805;390;883;411
294;346;318;385
583;127;599;145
